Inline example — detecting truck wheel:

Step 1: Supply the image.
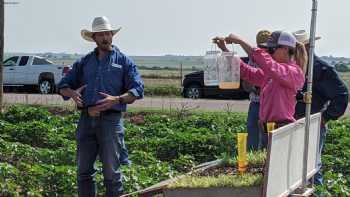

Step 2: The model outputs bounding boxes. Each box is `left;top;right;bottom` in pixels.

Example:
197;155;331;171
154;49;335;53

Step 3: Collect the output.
185;85;202;99
39;80;53;94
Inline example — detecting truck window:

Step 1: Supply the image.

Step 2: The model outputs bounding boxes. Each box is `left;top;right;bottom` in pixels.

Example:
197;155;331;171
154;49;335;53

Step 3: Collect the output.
4;56;19;66
19;56;29;66
33;57;52;65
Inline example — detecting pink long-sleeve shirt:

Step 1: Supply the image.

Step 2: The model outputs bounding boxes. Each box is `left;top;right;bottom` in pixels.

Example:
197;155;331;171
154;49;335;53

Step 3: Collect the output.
240;48;305;123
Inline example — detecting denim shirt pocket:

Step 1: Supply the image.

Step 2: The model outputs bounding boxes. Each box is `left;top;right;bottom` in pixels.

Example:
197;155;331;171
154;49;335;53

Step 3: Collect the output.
82;65;96;85
103;63;124;91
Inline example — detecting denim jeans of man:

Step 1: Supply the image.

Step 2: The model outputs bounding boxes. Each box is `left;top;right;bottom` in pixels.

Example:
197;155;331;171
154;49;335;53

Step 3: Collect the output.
76;111;123;197
314;124;327;185
247;101;262;150
118;132;131;166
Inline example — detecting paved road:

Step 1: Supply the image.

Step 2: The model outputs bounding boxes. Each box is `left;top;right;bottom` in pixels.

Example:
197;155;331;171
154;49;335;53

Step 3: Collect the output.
3;93;250;112
3;93;350;116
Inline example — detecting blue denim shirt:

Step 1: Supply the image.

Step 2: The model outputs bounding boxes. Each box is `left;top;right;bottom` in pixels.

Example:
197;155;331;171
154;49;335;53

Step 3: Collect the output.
57;46;144;112
295;55;348;121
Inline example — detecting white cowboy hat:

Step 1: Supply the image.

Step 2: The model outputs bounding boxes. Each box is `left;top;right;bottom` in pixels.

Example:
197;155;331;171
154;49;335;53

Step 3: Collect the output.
292;30;321;44
81;16;121;42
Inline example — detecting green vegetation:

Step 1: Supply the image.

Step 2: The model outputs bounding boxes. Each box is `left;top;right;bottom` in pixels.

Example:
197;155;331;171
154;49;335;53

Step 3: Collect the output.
169;174;263;189
339;73;350;92
335;63;350;72
144;85;181;97
315;120;350;196
169;151;266;189
0;105;349;196
140;69;191;79
142;78;182;97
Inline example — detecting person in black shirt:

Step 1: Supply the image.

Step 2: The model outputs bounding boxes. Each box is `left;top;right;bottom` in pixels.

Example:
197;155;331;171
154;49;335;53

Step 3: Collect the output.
293;30;349;185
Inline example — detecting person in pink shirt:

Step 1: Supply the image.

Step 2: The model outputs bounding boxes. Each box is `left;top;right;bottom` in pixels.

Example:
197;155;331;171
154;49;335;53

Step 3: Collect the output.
213;31;307;148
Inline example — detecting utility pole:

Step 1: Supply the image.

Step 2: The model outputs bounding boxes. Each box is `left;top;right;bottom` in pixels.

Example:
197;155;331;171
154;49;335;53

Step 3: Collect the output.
291;1;318;196
0;0;4;112
0;1;19;112
302;0;318;189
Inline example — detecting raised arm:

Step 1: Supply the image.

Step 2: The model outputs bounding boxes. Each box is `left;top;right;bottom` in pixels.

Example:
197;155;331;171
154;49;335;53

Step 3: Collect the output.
239;60;265;87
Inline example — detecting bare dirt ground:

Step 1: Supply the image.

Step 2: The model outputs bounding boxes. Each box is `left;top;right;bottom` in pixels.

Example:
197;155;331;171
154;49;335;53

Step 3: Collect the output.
3;93;350;117
3;93;250;112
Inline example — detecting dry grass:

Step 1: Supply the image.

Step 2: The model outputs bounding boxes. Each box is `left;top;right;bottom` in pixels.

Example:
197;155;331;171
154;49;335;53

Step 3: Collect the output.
139;69;193;79
168;174;263;189
143;78;181;88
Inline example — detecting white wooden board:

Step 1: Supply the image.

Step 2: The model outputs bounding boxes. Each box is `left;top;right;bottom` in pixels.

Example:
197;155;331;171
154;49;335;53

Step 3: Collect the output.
263;113;321;197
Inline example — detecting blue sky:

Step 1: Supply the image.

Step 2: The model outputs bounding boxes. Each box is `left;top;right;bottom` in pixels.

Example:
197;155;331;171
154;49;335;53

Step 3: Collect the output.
4;0;350;57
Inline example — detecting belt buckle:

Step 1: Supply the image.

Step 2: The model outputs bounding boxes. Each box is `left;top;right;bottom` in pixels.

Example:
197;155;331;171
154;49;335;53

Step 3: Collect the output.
266;122;276;132
86;108;101;117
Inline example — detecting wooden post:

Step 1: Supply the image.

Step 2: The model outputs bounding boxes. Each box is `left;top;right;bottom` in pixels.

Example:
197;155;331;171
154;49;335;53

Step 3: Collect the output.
0;0;4;112
180;62;183;86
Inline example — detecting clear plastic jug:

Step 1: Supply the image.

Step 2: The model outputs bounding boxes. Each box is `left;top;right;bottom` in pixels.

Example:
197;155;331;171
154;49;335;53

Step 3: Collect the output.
218;51;240;89
203;50;220;86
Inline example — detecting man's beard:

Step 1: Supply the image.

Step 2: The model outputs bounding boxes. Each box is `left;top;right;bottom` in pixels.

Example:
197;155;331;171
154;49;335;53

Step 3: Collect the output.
98;40;112;51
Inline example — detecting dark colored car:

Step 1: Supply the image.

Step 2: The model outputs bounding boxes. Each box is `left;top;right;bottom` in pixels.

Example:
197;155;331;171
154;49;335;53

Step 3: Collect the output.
182;57;249;99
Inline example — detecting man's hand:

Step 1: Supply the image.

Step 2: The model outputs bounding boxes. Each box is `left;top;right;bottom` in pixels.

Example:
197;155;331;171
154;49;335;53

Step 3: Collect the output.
212;37;229;52
71;85;87;108
93;92;119;112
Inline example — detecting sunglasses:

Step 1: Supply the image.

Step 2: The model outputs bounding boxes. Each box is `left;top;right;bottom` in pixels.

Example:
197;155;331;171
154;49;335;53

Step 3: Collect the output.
266;45;286;55
267;47;277;55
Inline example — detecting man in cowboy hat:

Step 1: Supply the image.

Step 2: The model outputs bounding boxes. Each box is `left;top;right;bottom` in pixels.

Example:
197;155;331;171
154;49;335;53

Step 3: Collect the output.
58;16;144;197
293;30;348;185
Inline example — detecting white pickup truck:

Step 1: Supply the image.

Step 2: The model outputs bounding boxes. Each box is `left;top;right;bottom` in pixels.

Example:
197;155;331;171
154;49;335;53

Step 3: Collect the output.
3;55;70;94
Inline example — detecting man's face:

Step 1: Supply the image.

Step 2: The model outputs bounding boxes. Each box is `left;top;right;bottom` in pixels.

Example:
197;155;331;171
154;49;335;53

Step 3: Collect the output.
93;31;113;51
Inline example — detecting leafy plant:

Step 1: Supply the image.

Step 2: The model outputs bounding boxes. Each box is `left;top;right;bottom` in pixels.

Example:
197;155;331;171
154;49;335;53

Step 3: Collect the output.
0;105;348;196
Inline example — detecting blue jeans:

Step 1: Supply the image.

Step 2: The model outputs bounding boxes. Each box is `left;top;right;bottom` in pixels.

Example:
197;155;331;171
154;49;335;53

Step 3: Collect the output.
118;132;131;166
247;102;262;150
314;124;327;185
76;111;124;197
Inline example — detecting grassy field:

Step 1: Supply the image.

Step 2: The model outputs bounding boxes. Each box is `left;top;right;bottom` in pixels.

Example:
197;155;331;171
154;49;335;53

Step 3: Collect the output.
5;53;350;95
143;78;181;87
141;70;350;94
132;56;204;69
340;72;350;88
45;55;350;90
48;55;204;70
139;69;193;79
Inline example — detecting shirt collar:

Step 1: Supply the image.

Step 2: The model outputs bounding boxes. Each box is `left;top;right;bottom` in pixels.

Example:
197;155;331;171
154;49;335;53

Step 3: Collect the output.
111;45;120;56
